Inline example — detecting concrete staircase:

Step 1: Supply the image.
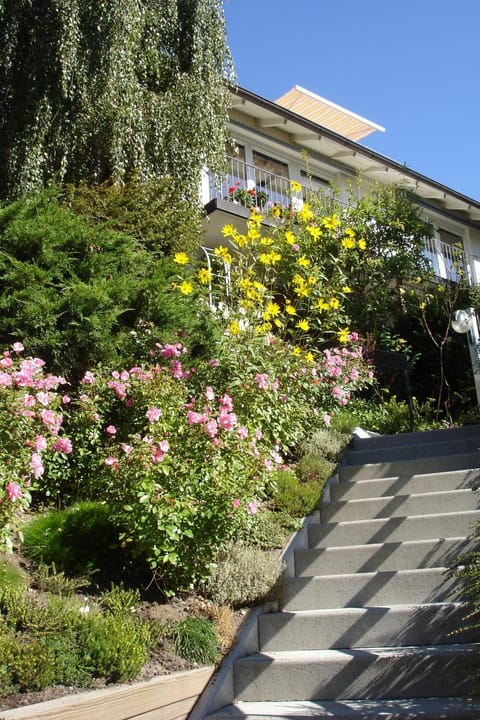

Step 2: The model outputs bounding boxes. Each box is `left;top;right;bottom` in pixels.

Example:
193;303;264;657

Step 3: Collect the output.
201;425;480;719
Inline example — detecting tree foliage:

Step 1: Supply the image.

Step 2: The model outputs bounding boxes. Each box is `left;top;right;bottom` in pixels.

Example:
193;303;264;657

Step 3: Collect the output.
0;0;234;199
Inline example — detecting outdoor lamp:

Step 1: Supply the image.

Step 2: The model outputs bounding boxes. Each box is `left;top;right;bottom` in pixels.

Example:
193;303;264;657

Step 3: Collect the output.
452;307;480;405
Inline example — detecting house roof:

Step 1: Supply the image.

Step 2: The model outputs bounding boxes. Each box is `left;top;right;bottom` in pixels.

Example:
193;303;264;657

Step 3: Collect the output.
230;85;480;224
275;85;385;142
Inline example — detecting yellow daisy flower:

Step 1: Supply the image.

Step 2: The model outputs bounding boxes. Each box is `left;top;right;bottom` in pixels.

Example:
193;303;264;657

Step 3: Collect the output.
174;252;189;265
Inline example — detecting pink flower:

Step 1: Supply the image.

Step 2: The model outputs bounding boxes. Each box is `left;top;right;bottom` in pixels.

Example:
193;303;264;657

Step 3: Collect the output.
219;394;234;412
205;419;218;437
170;360;184;379
236;426;248;439
41;409;56;426
218;411;237;431
323;413;332;427
36;391;50;406
209;358;219;367
0;357;12;368
81;371;96;384
29;453;44;479
120;443;133;454
159;440;170;453
105;456;120;470
350;368;360;381
187;410;207;425
248;500;258;515
232;498;240;509
62;395;71;404
34;435;48;452
12;342;24;353
272;377;280;391
0;372;12;387
7;482;22;500
255;373;269;390
205;386;215;401
53;437;73;454
23;394;36;407
151;446;165;463
146;406;162;423
105;425;117;436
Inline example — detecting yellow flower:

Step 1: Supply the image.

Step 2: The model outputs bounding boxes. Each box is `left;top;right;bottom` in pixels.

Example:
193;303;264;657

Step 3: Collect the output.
247;228;261;241
297;203;314;223
290;180;302;192
179;280;193;295
285;231;296;245
358;237;367;250
296;319;310;332
235;234;248;247
222;224;237;239
307;275;317;286
270;205;281;218
322;213;340;231
214;246;232;264
285;303;297;316
306;225;322;240
305;351;314;363
260;236;274;246
174;252;189;265
263;301;281;320
259;250;282;265
274;318;282;328
316;299;330;312
197;268;212;284
255;321;272;335
293;346;302;356
342;285;352;294
329;297;340;310
341;237;356;249
344;227;355;238
228;320;241;336
297;255;311;267
338;327;350;343
249;210;263;227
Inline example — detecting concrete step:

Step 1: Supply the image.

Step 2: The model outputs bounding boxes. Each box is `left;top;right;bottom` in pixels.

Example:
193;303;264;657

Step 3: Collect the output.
321;489;478;523
344;436;480;467
283;568;457;611
308;510;480;548
233;644;479;701
207;697;480;719
331;469;479;500
339;453;479;482
294;537;474;576
349;425;480;452
258;603;476;651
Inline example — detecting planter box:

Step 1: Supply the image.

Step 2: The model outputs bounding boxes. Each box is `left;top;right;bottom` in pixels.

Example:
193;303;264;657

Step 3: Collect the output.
0;666;215;720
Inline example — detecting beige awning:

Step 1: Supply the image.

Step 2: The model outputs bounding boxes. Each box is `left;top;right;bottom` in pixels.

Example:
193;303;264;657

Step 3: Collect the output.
275;85;385;142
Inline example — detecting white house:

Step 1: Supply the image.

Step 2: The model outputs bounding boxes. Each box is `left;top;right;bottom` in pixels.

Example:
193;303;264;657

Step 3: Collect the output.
201;84;480;286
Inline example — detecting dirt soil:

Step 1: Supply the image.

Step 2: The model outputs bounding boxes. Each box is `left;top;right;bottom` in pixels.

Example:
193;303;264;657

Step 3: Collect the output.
0;553;248;713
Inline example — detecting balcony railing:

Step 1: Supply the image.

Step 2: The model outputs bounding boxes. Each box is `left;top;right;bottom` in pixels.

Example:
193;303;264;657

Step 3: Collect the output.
207;156;340;214
423;236;480;285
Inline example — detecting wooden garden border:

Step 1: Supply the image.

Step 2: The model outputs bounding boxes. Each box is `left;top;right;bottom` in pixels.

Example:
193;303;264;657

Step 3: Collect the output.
0;666;215;720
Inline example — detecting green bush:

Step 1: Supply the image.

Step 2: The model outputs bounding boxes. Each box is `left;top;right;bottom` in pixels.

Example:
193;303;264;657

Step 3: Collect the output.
235;510;301;550
170;617;219;664
11;637;56;691
78;611;155;682
301;429;350;464
22;501;124;579
272;469;327;517
0;557;27;592
203;543;284;608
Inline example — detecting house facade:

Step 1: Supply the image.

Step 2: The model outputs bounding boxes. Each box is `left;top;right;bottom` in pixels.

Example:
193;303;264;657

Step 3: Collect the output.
201;85;480;287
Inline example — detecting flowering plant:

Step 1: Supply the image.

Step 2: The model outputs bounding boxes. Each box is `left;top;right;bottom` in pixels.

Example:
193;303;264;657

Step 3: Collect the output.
0;343;73;551
226;182;268;209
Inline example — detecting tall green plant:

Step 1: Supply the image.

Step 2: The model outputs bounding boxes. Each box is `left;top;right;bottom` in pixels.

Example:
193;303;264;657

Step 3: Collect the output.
0;0;234;199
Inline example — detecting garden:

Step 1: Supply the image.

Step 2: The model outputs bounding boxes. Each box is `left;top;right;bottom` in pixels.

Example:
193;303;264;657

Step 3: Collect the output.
0;178;479;709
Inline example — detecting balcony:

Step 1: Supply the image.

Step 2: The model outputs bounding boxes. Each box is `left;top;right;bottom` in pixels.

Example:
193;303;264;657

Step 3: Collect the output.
423;236;480;285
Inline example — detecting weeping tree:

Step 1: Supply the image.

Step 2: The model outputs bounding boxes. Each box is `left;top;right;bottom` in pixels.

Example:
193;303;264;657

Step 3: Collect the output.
0;0;234;199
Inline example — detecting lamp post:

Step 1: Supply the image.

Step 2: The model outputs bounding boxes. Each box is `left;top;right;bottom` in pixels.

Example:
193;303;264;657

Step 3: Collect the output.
452;307;480;405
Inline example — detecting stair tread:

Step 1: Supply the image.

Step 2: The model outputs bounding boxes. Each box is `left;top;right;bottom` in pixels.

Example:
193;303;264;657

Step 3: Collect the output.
209;697;480;719
239;642;480;661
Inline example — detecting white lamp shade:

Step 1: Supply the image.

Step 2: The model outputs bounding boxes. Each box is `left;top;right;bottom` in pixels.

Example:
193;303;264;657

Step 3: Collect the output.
452;308;474;334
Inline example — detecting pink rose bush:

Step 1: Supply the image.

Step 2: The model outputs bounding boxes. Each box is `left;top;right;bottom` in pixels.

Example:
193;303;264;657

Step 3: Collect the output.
0;344;73;551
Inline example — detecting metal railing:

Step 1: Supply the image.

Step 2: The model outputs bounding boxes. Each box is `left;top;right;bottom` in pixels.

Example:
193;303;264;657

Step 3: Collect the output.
422;236;480;285
207;156;338;213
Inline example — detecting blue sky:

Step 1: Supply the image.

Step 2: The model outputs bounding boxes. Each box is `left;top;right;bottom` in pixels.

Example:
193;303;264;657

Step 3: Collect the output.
223;0;479;200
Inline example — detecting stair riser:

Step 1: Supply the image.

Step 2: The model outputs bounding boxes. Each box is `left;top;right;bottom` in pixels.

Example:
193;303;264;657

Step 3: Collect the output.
345;438;480;466
350;425;480;451
339;454;480;482
322;490;477;523
259;605;476;651
331;469;479;500
283;570;457;611
234;646;478;701
295;538;475;576
308;511;480;547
